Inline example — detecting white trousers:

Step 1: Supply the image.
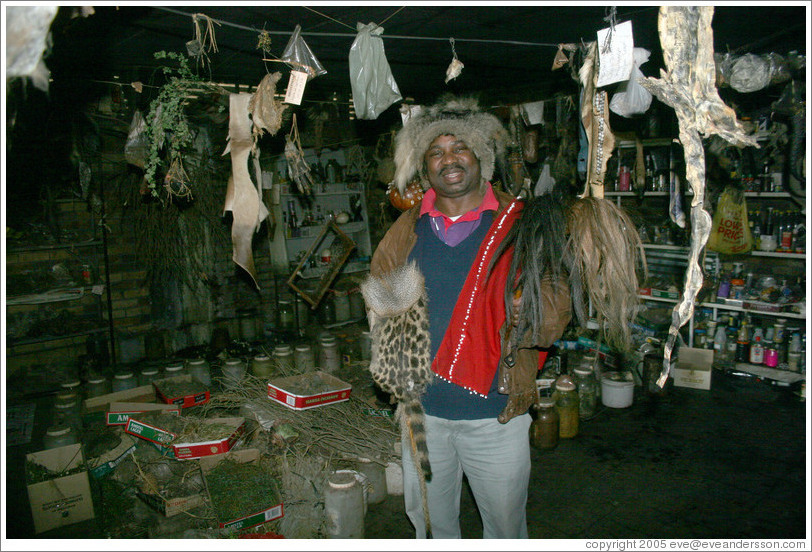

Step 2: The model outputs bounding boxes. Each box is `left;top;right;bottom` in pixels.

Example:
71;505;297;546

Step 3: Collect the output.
401;412;532;539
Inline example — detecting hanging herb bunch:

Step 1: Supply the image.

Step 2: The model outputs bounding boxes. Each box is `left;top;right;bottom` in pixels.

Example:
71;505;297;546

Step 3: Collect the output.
143;50;205;201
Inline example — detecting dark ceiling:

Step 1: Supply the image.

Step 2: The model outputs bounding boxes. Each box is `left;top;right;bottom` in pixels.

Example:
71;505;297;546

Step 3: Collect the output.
42;3;808;108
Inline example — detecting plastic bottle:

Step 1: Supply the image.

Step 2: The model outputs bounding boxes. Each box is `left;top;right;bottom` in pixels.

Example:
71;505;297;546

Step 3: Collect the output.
324;471;365;538
294;343;316;373
354;457;387;505
749;328;765;365
713;324;728;361
735;319;750;362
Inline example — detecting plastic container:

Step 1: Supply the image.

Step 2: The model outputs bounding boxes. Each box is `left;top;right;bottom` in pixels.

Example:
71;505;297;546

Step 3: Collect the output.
42;424;78;450
112;370;138;393
221;358;246;389
186;358;212;386
324;471;365;538
355;457;387;505
601;371;635;408
251;354;275;380
318;335;341;373
294;343;316;373
138;367;161;387
552;376;579;439
529;397;559;450
53;396;82;430
273;344;295;374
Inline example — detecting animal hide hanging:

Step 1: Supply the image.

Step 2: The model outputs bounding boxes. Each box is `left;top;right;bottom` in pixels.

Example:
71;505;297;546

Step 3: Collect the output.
579;41;616;199
641;5;758;386
222;92;269;290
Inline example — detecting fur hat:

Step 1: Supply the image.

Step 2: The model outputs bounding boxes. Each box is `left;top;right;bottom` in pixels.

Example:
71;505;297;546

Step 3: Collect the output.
393;96;507;193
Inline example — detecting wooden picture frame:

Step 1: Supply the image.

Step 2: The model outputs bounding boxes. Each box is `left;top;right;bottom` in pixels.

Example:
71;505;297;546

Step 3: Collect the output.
286;219;356;308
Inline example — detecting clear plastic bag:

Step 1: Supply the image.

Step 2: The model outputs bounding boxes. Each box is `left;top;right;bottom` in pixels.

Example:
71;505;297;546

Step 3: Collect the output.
349;23;402;120
609;48;652;118
281;24;326;80
124;110;148;168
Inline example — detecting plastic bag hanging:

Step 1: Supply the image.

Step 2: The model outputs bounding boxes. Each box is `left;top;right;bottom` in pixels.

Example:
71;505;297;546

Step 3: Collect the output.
609;48;653;117
348;23;402;120
445;38;464;83
280;24;327;80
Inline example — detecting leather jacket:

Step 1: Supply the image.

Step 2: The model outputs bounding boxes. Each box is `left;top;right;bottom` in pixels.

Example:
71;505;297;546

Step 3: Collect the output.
370;187;572;423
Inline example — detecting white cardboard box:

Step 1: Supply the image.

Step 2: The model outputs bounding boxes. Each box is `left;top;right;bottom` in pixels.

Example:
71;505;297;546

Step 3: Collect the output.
26;443;95;534
673;347;713;390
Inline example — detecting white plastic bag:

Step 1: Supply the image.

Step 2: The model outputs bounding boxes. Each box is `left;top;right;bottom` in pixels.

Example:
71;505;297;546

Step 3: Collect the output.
609;48;652;118
349;23;402;120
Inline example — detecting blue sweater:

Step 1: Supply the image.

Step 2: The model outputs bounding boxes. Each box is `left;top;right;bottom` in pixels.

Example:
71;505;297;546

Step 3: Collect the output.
408;212;508;420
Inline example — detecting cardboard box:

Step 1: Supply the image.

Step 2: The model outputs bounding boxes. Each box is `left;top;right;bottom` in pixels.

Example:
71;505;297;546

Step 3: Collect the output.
135;459;207;517
267;370;352;411
84;385;156;420
26;443;95;534
200;448;284;530
87;431;137;479
106;401;181;426
154;374;210;408
651;288;680;300
673;347;713;390
125;415;246;460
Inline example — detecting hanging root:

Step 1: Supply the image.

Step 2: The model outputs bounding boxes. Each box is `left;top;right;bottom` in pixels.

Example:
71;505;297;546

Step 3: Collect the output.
566;197;647;352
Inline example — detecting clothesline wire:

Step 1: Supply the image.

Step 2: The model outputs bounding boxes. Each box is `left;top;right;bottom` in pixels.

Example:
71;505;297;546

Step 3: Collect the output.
154;6;561;48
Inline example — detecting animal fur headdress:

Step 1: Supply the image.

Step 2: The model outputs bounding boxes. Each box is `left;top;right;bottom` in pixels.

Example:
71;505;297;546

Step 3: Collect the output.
393;96;508;194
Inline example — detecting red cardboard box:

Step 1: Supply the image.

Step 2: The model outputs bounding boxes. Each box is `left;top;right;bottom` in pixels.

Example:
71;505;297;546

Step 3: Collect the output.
125;415;246;460
154;374;210;408
267;370;352;411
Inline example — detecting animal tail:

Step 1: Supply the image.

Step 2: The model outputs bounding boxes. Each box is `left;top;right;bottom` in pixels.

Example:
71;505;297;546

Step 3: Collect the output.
402;398;432;538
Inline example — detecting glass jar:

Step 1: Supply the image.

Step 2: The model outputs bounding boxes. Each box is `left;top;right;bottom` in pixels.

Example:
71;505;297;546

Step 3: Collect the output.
251;354;275;380
85;374;111;398
186;358;211;386
552;375;579;439
349;288;365;320
60;378;82;398
529;397;559;450
572;366;598;419
318;297;336;326
277;300;296;333
354;457;387;505
294;343;316;373
139;367;161;387
324;471;365;538
53;397;82;431
42;424;78;450
112;370;138;393
294;296;310;331
221;358;246;389
273;344;295;374
319;335;341;373
360;330;372;361
164;362;187;378
333;289;351;323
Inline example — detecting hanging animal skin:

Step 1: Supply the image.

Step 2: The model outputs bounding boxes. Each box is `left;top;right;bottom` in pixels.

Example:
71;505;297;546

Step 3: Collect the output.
641;5;758;386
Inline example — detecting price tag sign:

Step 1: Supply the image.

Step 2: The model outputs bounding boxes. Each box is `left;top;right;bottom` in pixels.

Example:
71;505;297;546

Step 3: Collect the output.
596;20;634;88
284;70;308;105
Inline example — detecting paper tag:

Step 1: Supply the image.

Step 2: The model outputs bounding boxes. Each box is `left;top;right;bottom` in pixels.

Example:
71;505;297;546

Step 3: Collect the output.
91;284;105;295
400;104;423;126
596;20;634;88
284;70;308;105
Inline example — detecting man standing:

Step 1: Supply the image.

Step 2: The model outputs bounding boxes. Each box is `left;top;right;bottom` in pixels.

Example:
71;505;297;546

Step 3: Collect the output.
369;97;572;538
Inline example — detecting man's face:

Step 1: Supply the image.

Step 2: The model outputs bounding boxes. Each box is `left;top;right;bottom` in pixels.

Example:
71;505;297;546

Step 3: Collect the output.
423;134;482;199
